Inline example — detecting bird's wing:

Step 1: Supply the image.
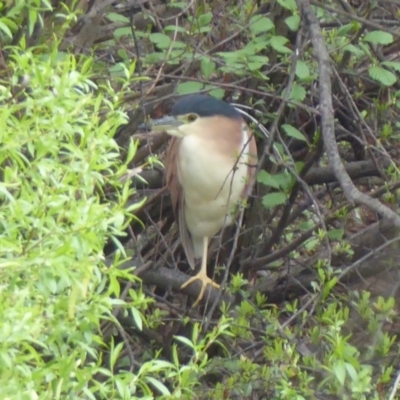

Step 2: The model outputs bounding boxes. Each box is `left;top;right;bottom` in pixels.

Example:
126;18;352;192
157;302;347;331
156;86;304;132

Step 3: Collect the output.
164;137;196;269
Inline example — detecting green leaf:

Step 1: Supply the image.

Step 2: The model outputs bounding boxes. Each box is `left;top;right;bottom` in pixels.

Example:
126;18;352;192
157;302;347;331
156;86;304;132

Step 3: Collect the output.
200;26;212;33
107;12;130;23
114;27;132;38
201;58;216;79
164;25;186;33
249;55;269;63
0;17;17;39
0;21;12;38
167;2;187;9
363;30;393;45
110;342;124;369
0;183;15;202
257;170;280;189
126;196;147;213
345;362;358;381
131;307;143;331
145;377;171;396
328;228;344;240
333;360;346;385
295;161;304;173
322;277;338;300
174;335;194;348
117;49;128;60
337;23;354;37
198;12;213;27
295;60;310;80
149;33;172;49
277;0;297;11
208;87;225;99
274;172;294;190
285;15;300;31
28;8;38;36
269;36;292;54
249;16;274;35
248;62;263;71
382;61;400;73
289;83;306;101
368;66;397;86
342;44;364;57
246;55;269;71
108;63;128;78
282;124;309;143
258;171;293;191
176;81;204;95
171;41;186;49
262;193;287;209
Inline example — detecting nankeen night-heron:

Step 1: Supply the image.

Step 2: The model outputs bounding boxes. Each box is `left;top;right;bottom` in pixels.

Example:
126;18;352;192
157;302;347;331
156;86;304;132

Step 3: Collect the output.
142;94;258;306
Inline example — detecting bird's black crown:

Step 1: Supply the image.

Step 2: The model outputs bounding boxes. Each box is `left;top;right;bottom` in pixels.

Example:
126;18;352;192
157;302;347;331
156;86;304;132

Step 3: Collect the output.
172;94;242;119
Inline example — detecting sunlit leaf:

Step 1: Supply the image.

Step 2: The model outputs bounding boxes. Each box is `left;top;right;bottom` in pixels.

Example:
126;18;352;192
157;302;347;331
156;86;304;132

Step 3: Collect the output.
198;12;213;27
249;16;274;35
277;0;297;11
269;35;292;54
174;335;194;348
363;30;393;45
289;83;306;101
282;124;309;143
149;33;173;49
368;66;397;86
285;15;300;31
201;58;216;79
176;81;204;95
131;307;143;331
107;12;130;23
262;192;287;209
333;360;346;385
145;377;171;395
295;60;310;80
257;170;280;189
382;61;400;73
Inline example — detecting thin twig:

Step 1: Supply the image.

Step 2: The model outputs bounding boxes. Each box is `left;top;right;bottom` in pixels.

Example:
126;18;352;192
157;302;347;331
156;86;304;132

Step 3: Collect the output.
388;367;400;400
311;0;400;38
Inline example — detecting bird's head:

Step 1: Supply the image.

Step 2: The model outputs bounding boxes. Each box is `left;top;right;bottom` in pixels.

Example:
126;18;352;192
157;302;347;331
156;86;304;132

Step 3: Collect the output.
139;94;242;138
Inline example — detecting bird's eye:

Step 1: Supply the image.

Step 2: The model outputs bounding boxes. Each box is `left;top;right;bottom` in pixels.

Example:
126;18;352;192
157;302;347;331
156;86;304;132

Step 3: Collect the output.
187;113;198;122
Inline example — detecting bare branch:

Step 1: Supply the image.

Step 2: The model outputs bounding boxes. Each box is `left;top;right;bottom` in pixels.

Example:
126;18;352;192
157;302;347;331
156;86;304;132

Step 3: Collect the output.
116;257;233;306
297;0;400;227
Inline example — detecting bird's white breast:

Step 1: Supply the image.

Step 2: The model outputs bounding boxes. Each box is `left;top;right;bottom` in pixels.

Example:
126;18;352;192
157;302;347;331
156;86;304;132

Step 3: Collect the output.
178;129;249;256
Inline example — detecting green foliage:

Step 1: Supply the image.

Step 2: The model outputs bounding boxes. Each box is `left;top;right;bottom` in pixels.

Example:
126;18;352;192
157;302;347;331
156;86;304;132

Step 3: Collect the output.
176;81;204;95
368;66;397;87
0;43;146;397
325;19;398;87
363;30;393;45
278;0;298;12
289;82;307;101
295;61;311;81
1;1;400;399
0;7;170;397
282;124;309;143
285;14;300;31
0;5;245;399
1;0;53;40
106;1;296;97
197;289;398;399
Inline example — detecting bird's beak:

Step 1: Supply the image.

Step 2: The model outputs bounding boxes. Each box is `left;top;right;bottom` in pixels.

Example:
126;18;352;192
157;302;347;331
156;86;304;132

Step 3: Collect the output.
139;116;183;132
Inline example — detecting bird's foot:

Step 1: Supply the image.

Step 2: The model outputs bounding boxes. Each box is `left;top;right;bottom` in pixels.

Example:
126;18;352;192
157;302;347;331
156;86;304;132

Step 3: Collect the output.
181;272;220;307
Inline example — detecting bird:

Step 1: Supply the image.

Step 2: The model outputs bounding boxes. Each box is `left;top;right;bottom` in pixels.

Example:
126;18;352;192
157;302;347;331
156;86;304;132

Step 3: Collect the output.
142;94;258;306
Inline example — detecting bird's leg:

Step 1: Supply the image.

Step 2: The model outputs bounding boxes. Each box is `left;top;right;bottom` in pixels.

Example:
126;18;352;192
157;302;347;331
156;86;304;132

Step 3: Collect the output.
180;236;220;306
